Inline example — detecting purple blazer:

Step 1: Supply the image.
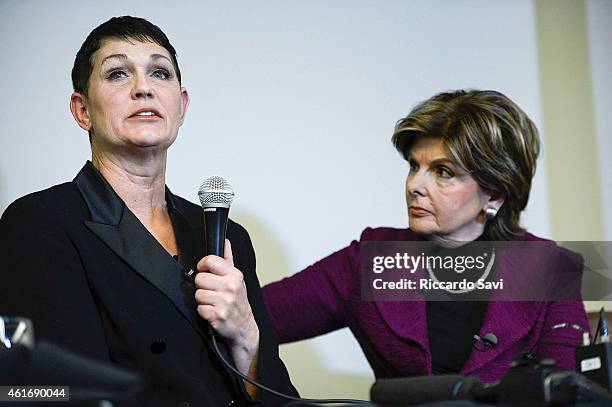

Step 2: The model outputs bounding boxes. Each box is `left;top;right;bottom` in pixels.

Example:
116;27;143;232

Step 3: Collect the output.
262;227;589;383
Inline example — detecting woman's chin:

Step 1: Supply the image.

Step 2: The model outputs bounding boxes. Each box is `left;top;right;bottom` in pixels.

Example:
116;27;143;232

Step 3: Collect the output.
408;220;438;236
122;128;175;147
127;135;175;150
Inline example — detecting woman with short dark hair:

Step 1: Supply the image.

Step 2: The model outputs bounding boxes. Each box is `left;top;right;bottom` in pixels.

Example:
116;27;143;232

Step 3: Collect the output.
0;16;296;406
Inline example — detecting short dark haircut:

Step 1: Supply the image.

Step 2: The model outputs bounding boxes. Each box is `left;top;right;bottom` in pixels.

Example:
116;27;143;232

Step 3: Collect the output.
71;16;181;95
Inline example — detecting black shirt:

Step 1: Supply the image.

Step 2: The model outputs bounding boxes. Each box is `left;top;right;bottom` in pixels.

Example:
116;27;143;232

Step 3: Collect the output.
424;238;495;374
426;300;488;374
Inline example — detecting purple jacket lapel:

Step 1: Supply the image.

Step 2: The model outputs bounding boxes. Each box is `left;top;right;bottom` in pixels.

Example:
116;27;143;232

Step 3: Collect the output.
461;302;541;374
462;245;544;374
375;300;430;351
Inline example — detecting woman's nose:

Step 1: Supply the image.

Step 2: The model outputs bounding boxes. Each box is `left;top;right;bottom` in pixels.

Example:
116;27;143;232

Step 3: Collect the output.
130;74;154;100
407;171;427;198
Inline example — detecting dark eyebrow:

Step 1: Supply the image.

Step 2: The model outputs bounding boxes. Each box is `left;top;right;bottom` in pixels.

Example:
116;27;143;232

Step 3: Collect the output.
151;54;172;64
100;54;127;65
430;158;456;167
406;155;453;165
99;53;172;66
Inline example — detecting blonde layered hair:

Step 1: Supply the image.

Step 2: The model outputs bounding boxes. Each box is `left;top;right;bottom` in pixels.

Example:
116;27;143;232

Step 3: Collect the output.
392;90;541;240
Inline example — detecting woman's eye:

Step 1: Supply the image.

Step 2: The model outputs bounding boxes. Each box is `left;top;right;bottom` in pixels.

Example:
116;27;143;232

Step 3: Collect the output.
436;166;453;178
408;160;419;173
152;69;171;80
107;70;127;80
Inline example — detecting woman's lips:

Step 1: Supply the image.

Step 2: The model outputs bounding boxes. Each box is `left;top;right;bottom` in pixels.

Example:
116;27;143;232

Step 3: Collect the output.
127;115;161;121
128;108;162;120
409;206;432;216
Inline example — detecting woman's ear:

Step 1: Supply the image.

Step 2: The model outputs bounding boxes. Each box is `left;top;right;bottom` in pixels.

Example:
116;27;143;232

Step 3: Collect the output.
178;87;190;126
70;92;92;132
482;191;505;221
486;191;505;211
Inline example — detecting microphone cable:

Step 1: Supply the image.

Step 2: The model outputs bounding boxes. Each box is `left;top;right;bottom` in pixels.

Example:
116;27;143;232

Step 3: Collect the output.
209;332;372;405
198;179;371;405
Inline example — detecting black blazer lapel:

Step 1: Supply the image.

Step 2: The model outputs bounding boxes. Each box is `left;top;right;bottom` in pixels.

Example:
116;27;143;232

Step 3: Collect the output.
166;190;203;274
74;162;206;339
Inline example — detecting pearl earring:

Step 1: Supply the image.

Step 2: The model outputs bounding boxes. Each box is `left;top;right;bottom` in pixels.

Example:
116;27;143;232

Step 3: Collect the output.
485;207;498;220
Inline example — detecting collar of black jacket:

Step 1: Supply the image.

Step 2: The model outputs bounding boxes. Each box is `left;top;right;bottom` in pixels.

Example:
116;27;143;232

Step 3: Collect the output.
73;160;197;227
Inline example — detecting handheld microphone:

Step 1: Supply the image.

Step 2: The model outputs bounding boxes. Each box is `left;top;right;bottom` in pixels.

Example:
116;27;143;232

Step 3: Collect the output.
196;176;234;338
198;176;234;257
195;180;370;405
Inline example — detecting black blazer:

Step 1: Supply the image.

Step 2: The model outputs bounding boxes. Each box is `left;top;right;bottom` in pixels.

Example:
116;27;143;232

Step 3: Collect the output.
0;162;297;406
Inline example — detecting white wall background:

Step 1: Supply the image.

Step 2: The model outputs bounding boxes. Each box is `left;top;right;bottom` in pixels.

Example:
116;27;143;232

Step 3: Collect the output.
0;0;608;399
587;0;612;242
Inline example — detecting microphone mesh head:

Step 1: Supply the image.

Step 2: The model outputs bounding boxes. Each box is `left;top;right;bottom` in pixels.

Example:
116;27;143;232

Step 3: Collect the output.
198;176;234;208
